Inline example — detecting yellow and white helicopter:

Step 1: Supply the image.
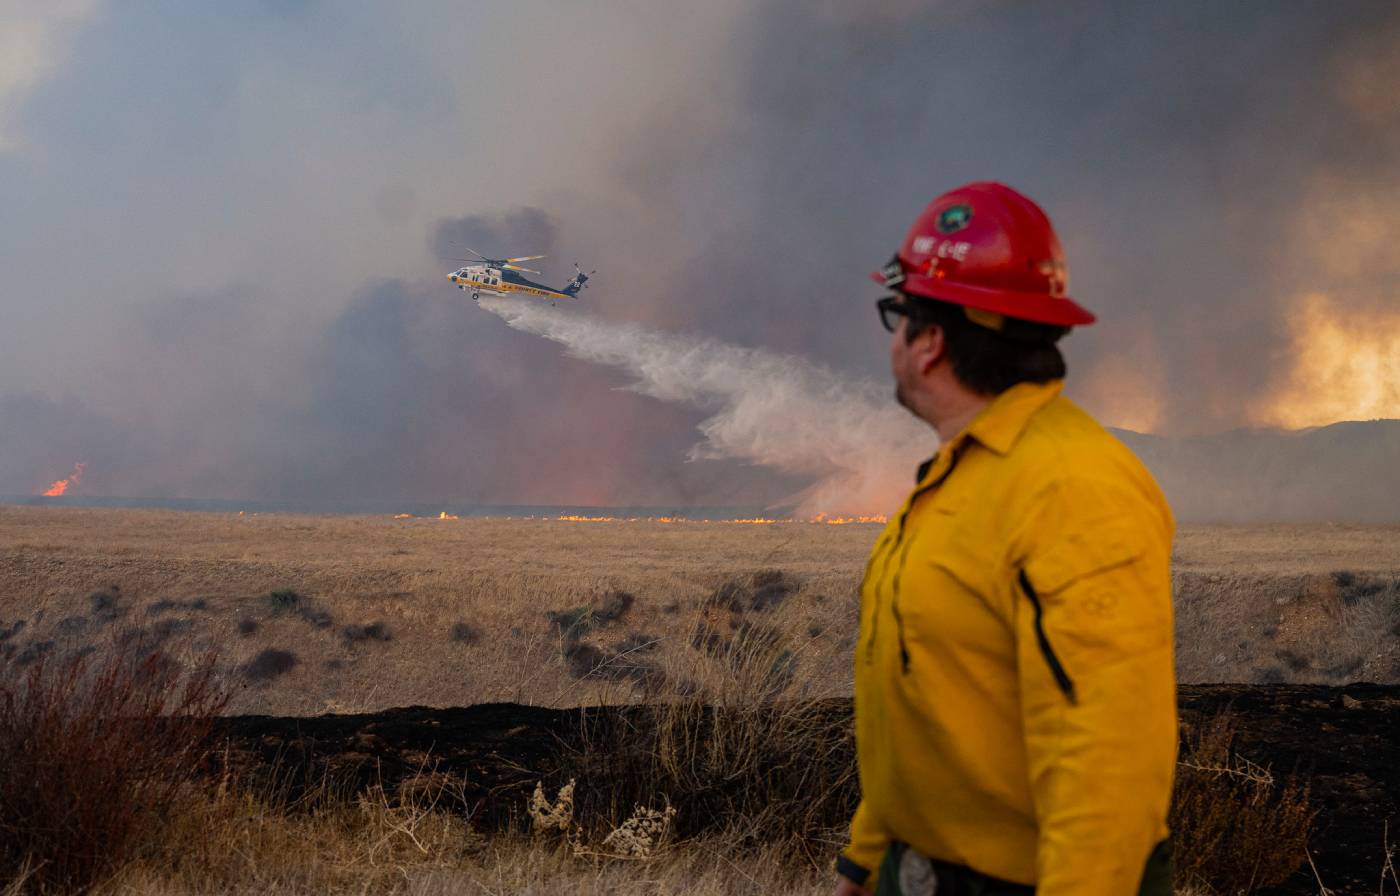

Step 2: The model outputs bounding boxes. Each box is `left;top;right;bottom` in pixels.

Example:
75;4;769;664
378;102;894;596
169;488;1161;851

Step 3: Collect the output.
447;249;593;303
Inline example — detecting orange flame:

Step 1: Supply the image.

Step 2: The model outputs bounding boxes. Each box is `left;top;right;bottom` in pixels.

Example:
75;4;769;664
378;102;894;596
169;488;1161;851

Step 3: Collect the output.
551;513;883;525
41;462;86;497
438;511;460;520
1251;292;1400;428
813;512;888;525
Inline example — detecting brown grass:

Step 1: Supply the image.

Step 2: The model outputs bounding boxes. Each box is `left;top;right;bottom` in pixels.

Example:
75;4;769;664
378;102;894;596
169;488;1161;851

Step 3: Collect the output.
0;602;1331;894
0;639;227;892
0;506;1388;893
112;782;832;895
2;508;1397;719
0;507;873;713
1170;713;1314;894
1;699;1316;896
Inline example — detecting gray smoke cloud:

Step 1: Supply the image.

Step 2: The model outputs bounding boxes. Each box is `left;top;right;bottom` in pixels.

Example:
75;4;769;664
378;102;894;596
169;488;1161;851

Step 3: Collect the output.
1;2;1398;515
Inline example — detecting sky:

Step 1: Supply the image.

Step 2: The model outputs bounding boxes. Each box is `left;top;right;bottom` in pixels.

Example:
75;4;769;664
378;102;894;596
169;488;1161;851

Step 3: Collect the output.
1;1;1398;508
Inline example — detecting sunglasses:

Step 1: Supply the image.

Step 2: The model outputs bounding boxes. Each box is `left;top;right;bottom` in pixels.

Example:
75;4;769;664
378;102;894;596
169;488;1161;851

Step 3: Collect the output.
876;295;918;333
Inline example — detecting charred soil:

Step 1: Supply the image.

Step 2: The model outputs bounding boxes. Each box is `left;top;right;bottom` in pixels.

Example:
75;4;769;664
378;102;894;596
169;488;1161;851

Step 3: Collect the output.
214;683;1398;895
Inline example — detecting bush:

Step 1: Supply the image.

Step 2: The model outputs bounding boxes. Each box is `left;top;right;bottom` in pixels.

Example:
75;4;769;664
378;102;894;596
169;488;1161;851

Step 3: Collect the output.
0;641;227;892
267;589;302;611
1171;713;1314;893
343;622;392;644
593;590;635;624
567;698;856;849
547;592;637;643
450;622;481;644
266;590;334;628
242;649;298;682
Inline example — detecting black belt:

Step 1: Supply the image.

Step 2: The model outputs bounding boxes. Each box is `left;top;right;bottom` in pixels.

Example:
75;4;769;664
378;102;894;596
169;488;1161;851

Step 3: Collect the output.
871;839;1173;896
874;843;1031;896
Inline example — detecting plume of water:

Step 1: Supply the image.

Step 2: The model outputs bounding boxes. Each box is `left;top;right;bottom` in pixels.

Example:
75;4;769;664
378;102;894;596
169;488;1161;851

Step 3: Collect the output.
480;298;932;516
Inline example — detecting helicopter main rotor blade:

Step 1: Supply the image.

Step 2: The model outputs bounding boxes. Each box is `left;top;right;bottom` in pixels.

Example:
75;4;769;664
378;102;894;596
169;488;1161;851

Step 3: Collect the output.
503;264;541;275
505;255;545;263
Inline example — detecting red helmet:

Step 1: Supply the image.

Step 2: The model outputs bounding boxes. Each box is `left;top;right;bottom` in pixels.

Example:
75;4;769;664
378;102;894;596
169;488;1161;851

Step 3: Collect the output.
871;181;1095;327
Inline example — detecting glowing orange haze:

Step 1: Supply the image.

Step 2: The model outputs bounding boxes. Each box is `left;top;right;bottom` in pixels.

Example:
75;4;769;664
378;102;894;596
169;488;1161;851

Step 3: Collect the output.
1085;292;1399;434
41;462;86;497
1251;292;1400;428
555;514;887;525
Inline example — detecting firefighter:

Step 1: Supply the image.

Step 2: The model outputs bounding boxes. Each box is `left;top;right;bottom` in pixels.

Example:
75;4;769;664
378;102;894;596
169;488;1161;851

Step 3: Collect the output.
834;182;1176;896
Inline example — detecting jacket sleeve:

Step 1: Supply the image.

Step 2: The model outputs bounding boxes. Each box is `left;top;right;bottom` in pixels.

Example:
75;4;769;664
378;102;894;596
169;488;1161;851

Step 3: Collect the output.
838;798;888;888
1013;479;1177;896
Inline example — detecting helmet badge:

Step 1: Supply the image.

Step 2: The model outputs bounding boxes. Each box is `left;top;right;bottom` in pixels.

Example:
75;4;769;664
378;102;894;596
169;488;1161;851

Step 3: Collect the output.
936;203;973;234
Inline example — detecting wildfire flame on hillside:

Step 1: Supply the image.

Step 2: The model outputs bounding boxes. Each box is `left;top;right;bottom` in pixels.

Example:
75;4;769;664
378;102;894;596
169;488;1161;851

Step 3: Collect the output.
41;462;86;497
1252;293;1400;428
814;512;888;525
554;514;884;525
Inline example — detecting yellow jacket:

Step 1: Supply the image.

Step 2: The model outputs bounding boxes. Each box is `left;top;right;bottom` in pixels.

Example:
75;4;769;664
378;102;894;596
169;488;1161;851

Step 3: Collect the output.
840;380;1176;895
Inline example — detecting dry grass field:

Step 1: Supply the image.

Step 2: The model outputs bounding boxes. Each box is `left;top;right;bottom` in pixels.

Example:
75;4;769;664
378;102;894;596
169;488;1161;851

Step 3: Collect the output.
0;506;872;714
1;507;1398;716
1172;525;1400;684
1;505;1397;894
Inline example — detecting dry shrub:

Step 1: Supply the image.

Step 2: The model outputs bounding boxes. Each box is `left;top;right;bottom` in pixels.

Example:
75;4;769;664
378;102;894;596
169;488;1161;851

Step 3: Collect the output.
343;622;392;644
113;775;827;895
565;696;856;857
547;591;636;644
449;622;481;644
267;589;334;629
128;773;480;894
0;640;228;892
243;648;299;682
1171;712;1314;894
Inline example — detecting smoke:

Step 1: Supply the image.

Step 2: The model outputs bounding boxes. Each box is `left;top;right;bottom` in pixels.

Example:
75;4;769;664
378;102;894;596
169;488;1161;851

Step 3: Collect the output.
432;208;559;270
2;2;1399;514
480;297;930;516
0;1;99;150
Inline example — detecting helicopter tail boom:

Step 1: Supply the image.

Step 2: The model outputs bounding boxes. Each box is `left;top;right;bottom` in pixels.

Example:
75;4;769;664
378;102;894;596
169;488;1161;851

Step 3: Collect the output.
560;264;594;298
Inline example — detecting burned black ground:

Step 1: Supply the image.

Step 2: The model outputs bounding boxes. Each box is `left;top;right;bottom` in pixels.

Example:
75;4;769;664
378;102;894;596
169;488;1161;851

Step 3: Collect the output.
213;684;1397;894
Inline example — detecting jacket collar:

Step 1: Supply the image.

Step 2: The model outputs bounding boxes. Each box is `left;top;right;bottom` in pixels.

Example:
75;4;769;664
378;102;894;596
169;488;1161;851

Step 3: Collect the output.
912;379;1064;486
958;379;1064;457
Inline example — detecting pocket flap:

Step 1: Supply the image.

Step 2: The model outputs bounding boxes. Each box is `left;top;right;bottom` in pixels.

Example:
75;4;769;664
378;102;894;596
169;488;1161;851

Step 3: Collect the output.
1023;518;1143;595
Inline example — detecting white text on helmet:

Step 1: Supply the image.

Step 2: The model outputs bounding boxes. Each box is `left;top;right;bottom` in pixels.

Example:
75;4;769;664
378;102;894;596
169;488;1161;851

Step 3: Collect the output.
912;236;972;262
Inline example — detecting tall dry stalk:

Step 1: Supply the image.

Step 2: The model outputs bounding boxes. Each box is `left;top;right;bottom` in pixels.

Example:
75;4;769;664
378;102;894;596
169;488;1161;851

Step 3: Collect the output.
0;638;228;892
1171;712;1314;894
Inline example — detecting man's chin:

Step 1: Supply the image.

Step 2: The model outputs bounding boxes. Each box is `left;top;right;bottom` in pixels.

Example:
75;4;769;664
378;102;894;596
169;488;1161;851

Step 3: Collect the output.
895;383;914;414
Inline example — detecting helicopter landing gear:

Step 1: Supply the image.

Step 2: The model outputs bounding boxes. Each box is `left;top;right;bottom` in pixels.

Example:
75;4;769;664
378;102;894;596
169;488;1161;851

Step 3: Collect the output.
472;292;479;302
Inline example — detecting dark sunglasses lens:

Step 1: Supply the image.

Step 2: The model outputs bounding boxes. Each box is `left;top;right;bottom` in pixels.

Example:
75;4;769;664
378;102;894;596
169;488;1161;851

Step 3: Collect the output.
877;297;903;333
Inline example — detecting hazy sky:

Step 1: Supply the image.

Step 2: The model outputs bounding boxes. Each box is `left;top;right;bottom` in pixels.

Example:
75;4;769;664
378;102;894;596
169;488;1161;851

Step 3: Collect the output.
2;1;1397;506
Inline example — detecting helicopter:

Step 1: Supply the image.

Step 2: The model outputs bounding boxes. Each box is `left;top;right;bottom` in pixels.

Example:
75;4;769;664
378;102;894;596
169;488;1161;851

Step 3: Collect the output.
446;249;594;303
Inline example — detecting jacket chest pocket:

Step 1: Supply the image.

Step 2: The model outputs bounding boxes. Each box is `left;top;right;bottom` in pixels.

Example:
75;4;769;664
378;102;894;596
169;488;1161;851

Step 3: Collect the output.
898;523;1011;660
890;503;1009;669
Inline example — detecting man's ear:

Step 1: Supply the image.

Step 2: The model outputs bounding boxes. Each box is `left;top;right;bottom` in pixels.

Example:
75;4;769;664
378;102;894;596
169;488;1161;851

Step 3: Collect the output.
913;323;946;376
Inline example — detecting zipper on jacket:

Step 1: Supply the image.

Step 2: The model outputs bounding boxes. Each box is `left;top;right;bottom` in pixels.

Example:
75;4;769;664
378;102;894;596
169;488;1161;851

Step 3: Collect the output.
1017;569;1078;704
887;446;964;673
860;536;893;664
